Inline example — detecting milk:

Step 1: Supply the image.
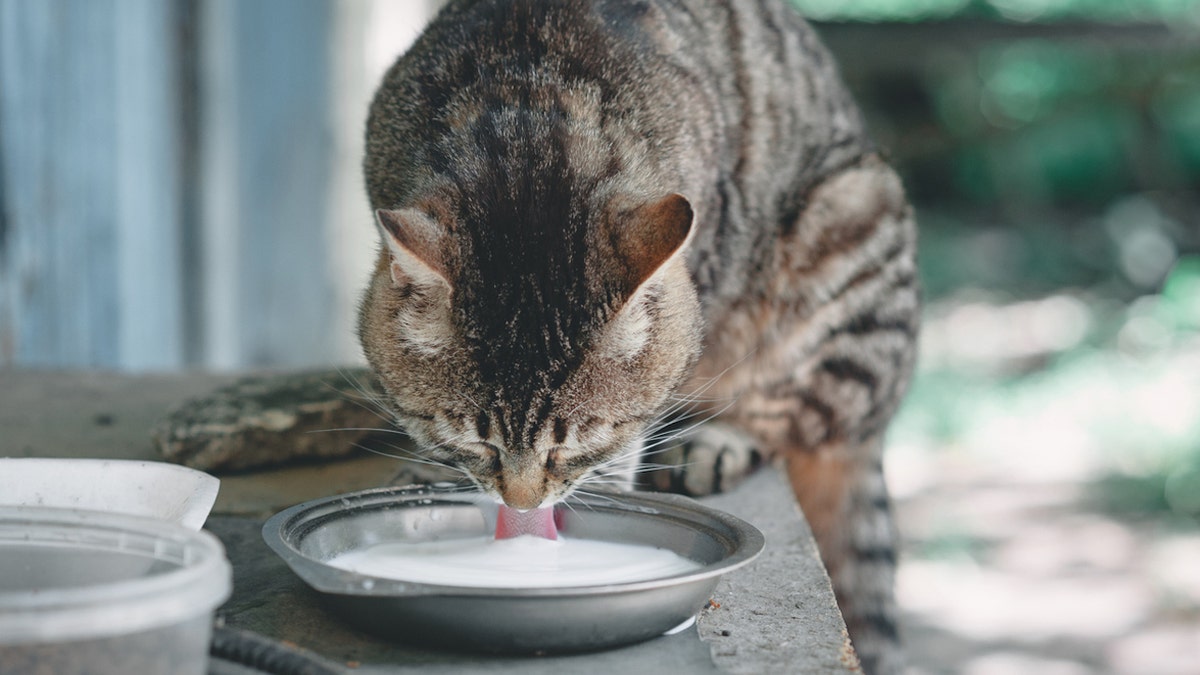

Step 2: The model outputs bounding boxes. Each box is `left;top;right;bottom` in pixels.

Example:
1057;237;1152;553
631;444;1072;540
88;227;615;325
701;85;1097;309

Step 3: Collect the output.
327;535;702;588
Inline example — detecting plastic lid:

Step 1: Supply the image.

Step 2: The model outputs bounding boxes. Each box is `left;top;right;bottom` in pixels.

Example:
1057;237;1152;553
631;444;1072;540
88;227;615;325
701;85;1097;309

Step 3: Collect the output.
0;507;232;644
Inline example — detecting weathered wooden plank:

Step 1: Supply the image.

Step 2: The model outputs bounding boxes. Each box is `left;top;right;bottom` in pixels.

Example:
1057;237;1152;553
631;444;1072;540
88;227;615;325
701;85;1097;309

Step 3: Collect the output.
115;0;186;370
1;0;121;367
200;0;336;369
0;0;187;370
0;0;441;371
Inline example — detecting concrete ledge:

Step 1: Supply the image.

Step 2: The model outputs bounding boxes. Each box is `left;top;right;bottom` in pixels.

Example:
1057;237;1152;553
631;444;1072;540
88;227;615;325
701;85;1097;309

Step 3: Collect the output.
0;369;858;673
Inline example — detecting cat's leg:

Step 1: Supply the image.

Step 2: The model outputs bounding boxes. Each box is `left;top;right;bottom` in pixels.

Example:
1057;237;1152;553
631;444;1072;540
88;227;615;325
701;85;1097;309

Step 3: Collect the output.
649;407;907;675
697;157;919;675
774;161;916;675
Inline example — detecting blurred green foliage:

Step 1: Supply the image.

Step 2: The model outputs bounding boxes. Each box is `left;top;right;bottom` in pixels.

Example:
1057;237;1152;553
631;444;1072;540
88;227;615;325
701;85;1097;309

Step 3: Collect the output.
791;0;1200;22
805;5;1200;526
1160;256;1200;331
924;43;1200;209
828;26;1200;300
894;309;1200;524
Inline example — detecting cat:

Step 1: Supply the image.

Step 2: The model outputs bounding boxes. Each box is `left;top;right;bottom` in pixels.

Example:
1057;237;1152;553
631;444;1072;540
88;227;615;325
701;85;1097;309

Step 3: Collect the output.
356;1;919;673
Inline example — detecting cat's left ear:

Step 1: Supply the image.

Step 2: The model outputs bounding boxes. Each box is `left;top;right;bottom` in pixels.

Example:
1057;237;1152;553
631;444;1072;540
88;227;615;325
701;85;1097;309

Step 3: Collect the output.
607;193;694;297
375;208;452;291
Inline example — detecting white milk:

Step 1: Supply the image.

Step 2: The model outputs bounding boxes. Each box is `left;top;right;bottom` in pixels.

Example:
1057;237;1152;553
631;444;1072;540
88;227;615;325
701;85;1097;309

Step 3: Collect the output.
327;535;702;588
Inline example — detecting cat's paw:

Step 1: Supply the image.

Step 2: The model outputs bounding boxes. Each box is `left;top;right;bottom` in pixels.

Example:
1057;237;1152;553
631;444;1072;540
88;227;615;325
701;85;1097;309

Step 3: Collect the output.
642;422;764;496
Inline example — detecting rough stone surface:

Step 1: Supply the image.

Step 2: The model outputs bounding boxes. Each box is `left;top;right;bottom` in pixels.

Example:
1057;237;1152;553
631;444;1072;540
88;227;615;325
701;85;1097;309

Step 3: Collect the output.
206;468;856;674
0;369;238;461
2;369;858;674
700;471;863;674
211;515;721;674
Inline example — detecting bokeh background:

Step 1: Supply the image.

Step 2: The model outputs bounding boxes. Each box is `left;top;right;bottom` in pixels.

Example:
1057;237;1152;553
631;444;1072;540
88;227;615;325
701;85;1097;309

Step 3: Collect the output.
795;2;1200;673
2;1;1198;672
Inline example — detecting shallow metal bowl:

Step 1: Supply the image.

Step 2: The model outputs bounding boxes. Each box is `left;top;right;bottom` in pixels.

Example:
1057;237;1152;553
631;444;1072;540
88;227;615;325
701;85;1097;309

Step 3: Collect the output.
262;485;764;654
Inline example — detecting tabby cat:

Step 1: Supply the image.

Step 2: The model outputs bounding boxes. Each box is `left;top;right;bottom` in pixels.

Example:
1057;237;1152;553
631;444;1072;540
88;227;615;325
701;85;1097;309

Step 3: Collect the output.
357;1;918;672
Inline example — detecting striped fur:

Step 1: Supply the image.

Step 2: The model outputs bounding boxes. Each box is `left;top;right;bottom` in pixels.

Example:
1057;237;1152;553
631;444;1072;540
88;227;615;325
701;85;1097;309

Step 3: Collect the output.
357;2;918;672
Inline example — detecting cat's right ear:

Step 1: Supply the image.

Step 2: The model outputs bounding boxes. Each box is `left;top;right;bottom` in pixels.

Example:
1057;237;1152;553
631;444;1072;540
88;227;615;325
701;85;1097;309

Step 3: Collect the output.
606;193;695;297
375;208;452;291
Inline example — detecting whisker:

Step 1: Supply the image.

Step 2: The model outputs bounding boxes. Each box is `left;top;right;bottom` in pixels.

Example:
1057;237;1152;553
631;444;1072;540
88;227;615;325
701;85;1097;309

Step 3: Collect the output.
329;368;398;424
357;442;468;476
642;395;735;442
456;389;484;413
569;489;627;508
422;482;480;494
622;463;688;474
305;426;414;438
560;493;599;512
637;347;756;437
665;393;737;406
640;398;738;454
676;347;758;399
363;430;484;473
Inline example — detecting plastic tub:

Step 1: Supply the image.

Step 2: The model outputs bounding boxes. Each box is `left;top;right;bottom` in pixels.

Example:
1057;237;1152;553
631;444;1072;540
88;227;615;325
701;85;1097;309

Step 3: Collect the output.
0;507;232;675
0;458;220;530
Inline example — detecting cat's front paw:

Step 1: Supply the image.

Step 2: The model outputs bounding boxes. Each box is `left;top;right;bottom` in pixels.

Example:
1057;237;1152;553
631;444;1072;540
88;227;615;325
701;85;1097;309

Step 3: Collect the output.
642;422;764;496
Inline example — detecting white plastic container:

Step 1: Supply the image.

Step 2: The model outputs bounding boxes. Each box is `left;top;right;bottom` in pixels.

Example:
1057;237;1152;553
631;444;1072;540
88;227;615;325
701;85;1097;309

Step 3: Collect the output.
0;507;232;675
0;458;220;530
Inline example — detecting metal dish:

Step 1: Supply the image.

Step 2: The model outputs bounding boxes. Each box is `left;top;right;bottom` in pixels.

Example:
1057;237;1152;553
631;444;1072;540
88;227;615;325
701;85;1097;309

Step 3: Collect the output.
262;485;764;654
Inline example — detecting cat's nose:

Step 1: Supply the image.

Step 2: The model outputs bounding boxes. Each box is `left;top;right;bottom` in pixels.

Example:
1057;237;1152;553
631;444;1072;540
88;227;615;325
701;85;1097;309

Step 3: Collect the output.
499;482;544;510
498;471;546;510
497;452;550;509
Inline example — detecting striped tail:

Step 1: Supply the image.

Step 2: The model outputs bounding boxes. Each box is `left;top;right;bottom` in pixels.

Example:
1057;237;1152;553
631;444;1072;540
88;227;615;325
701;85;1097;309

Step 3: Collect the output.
788;442;904;675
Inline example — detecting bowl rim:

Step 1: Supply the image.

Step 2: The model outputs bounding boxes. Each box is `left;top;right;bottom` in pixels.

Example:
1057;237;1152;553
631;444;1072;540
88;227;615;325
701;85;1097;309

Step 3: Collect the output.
262;484;765;598
0;506;232;644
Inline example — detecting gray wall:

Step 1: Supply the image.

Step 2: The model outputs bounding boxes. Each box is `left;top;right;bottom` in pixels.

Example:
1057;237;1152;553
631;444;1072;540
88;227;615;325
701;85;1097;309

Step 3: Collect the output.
0;0;439;372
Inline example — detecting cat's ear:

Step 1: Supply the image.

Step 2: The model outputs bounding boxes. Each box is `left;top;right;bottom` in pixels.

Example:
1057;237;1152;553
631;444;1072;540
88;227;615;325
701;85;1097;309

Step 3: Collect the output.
607;193;694;296
375;208;452;290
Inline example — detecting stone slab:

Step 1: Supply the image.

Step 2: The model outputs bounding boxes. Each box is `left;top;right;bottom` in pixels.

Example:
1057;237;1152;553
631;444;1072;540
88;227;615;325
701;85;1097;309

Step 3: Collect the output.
0;369;858;673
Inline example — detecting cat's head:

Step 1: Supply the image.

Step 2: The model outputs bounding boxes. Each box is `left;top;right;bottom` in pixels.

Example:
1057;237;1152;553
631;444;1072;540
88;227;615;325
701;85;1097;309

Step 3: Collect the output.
360;189;705;504
358;191;702;509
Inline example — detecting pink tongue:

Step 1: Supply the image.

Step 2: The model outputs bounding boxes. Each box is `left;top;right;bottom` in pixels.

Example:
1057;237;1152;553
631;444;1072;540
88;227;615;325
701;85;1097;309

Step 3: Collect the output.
495;505;558;540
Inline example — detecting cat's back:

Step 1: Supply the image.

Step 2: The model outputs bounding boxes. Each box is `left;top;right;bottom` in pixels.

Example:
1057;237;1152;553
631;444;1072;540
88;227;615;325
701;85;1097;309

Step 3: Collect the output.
366;0;870;210
364;0;879;321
